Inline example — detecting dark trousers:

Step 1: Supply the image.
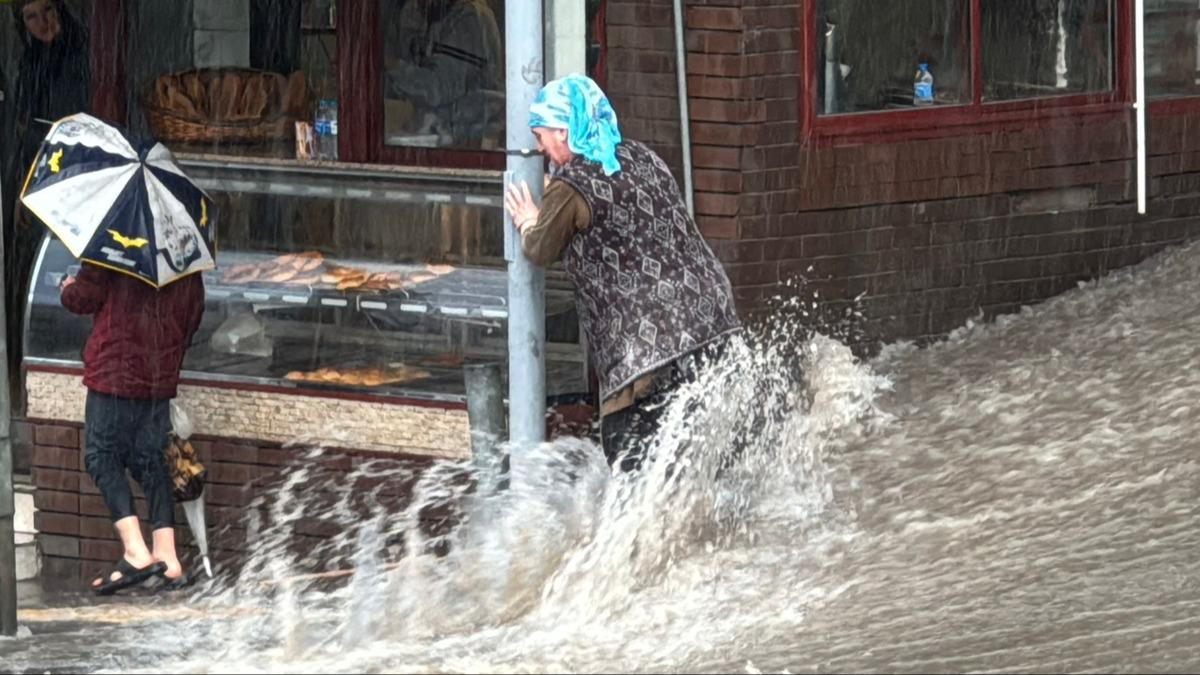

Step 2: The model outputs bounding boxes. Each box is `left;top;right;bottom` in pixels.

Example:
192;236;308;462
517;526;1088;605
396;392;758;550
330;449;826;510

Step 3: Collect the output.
84;390;175;531
600;334;734;472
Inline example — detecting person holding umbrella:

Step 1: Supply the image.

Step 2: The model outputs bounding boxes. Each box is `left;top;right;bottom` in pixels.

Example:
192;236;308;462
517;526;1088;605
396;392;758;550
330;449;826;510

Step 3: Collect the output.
22;113;215;594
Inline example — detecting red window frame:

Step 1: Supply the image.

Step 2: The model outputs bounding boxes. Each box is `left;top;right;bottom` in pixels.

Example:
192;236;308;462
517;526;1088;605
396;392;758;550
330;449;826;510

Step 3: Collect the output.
90;0;127;125
800;0;1136;144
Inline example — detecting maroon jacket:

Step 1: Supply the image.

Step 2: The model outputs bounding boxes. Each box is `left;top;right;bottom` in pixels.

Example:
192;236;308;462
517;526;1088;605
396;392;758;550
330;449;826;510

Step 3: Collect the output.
60;264;205;400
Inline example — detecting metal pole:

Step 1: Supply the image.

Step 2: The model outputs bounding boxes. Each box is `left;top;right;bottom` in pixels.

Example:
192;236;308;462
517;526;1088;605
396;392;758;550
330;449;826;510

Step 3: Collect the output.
464;362;506;491
0;179;17;636
672;0;695;217
1134;0;1147;215
824;23;838;115
504;0;546;448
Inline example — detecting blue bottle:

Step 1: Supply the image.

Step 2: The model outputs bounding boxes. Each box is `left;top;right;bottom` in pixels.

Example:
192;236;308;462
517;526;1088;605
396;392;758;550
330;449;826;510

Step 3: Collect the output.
914;63;934;106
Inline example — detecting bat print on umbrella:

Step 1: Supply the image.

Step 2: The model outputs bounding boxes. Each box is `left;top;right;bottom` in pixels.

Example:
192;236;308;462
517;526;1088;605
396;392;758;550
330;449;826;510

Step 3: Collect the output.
20;113;216;288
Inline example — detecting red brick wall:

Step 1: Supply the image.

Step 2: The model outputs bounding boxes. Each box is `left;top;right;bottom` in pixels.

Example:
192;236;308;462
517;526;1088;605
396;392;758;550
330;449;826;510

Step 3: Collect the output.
607;0;1200;352
29;421;439;589
28;403;596;589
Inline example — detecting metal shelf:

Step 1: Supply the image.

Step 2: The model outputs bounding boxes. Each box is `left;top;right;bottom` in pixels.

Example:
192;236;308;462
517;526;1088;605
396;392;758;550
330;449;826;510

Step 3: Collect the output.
176;154;505;207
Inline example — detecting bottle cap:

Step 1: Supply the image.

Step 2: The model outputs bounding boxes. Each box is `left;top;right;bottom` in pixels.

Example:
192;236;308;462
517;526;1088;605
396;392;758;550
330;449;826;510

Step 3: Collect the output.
919;63;929;70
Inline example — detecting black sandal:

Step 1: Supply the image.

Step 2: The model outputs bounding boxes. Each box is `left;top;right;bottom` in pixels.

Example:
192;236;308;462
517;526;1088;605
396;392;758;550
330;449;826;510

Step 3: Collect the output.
91;559;167;596
146;570;194;593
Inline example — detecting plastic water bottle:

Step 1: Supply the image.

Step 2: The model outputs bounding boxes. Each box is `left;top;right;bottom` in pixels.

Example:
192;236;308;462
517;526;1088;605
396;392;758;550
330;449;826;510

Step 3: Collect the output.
327;100;339;161
314;99;339;161
914;63;934;106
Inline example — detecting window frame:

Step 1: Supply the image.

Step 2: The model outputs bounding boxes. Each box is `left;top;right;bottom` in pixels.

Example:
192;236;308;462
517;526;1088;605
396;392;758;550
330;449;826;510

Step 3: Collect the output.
338;0;505;169
800;0;1137;144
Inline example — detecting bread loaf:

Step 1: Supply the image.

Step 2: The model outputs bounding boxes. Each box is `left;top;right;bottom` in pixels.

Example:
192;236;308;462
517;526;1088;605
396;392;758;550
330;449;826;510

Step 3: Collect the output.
216;72;242;120
155;75;173;108
166;81;201;119
182;73;207;116
235;74;270;120
267;72;288;116
282;71;310;119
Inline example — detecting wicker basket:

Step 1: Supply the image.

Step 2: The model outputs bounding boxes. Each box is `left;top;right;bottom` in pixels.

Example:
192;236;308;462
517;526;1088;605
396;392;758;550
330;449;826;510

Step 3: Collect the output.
141;67;303;145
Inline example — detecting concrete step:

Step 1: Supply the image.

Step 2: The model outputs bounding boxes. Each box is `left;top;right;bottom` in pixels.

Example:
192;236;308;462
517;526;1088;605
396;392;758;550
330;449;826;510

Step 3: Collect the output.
16;539;39;581
13;482;40;581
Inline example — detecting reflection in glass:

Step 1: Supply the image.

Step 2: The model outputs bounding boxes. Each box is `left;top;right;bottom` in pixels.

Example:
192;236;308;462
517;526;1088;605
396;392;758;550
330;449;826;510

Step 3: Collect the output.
816;0;969;115
982;0;1112;101
1145;0;1200;98
382;0;505;150
126;0;326;160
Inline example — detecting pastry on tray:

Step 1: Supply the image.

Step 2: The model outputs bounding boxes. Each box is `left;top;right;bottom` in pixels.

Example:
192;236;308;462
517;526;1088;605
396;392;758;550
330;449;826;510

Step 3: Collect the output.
266;268;298;283
422;353;465;368
295;257;323;273
220;251;325;285
283;364;432;387
286;274;322;286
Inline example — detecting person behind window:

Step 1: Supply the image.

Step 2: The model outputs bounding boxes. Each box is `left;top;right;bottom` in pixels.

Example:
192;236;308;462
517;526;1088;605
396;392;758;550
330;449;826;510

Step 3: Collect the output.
11;0;90;179
5;0;90;413
384;0;503;148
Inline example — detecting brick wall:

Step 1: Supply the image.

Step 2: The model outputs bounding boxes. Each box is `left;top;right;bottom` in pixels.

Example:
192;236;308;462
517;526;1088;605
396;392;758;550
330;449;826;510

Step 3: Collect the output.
607;0;1200;353
26;400;595;589
29;420;441;589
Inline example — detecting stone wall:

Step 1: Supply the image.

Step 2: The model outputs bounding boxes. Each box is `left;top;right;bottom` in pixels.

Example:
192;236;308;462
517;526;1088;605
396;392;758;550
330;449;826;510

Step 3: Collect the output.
26;369;471;458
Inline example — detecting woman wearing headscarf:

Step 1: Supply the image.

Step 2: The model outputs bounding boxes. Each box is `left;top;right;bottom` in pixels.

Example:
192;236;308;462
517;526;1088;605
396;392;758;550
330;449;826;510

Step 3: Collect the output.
505;74;742;471
5;0;91;413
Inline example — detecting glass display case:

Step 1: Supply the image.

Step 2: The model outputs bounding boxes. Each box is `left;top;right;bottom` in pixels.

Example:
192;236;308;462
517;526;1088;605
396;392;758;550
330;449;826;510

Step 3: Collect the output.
23;157;587;405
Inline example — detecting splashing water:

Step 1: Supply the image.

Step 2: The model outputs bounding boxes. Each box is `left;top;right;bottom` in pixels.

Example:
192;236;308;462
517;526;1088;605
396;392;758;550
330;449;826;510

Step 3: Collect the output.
127;308;888;674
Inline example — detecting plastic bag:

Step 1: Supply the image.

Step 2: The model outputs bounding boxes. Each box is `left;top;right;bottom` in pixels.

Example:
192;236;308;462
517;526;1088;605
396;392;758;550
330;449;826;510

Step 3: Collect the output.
210;311;273;358
164;433;206;503
170;399;194;440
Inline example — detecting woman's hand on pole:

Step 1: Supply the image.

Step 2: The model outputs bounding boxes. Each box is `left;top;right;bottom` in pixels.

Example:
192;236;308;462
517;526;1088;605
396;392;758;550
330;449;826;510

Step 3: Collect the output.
504;180;540;235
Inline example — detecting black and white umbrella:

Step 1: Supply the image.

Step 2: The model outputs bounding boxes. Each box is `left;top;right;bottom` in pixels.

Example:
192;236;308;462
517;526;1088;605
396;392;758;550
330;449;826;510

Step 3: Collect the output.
20;113;216;287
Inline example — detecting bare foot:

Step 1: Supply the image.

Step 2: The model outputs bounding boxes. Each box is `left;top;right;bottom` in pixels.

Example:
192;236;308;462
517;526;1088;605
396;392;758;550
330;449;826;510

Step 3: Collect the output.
158;559;185;581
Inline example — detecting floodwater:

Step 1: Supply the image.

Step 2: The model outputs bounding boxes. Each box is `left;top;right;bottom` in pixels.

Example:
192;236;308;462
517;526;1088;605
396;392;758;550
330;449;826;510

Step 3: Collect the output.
3;238;1200;673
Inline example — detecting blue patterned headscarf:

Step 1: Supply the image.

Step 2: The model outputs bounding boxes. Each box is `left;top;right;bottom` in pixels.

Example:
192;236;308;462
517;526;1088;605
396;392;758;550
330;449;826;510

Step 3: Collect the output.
529;74;623;176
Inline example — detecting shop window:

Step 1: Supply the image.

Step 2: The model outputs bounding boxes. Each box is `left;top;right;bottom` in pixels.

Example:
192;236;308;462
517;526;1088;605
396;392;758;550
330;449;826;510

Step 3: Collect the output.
381;0;506;151
814;0;1116;119
982;0;1113;101
378;0;605;153
124;0;331;160
1145;0;1200;98
816;0;971;114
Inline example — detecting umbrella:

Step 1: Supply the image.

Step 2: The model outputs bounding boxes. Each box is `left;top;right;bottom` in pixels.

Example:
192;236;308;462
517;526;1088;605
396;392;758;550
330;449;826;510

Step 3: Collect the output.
19;113;216;287
165;433;214;578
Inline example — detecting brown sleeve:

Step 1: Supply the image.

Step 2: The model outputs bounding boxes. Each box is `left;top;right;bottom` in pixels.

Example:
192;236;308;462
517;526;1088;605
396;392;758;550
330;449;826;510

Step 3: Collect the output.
521;179;591;267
